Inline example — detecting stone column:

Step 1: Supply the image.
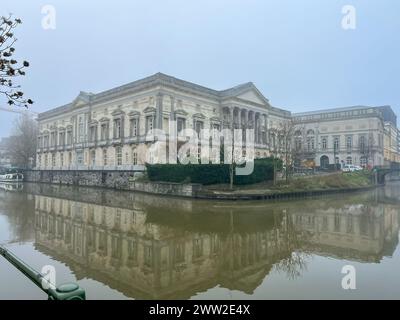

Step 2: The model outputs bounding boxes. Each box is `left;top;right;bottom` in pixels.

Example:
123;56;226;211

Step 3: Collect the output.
156;92;164;129
169;95;175;121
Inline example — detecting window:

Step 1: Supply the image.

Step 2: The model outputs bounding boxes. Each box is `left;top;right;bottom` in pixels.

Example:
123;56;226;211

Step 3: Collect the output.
68;152;72;165
193;238;203;259
78;118;84;142
59;132;65;146
51;153;56;167
45;154;48;167
116;147;122;166
177;117;186;135
90;150;96;166
89;126;97;142
101;123;108;140
66;131;72;145
132;148;138;165
307;137;315;151
333;137;340;152
359;136;366;152
146;116;154;133
322;137;327;150
360;156;367;167
195;120;204;136
50;132;56;147
114;119;122;139
77;151;84;165
38;155;41;167
130;118;138;137
103;149;107;166
346;156;353;165
346;136;352;151
60;153;64;167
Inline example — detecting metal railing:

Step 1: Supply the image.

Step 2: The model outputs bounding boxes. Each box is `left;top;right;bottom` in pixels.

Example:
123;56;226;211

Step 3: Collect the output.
0;244;86;300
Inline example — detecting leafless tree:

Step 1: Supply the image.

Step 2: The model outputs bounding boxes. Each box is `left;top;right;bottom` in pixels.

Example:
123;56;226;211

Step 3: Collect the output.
6;113;38;168
0;15;33;107
360;133;375;168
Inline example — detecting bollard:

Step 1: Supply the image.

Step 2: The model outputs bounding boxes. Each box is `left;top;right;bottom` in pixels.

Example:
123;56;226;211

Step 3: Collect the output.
0;245;86;300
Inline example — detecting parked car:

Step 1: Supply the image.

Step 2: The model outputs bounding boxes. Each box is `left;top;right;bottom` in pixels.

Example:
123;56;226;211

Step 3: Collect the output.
342;165;363;172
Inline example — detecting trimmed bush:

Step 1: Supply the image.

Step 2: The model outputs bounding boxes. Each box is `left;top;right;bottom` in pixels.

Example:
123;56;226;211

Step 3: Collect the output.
146;157;282;185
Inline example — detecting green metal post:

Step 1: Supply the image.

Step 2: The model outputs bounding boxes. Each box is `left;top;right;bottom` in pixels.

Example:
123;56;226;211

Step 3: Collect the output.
0;245;86;300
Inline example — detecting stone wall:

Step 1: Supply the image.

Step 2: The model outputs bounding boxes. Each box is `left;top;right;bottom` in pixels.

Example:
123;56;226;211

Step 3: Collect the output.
24;170;203;198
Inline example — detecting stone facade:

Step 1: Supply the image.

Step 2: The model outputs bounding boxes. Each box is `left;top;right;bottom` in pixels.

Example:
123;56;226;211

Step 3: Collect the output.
36;73;288;171
292;106;386;168
35;73;398;171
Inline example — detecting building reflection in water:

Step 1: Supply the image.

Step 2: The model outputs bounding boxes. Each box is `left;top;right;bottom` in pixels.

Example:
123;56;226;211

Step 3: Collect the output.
30;184;399;299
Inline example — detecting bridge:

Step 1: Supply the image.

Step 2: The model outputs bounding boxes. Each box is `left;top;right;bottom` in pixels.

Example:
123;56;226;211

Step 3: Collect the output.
374;163;400;185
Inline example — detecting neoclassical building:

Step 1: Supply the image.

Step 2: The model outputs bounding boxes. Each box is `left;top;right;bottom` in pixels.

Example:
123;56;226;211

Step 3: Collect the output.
292;106;386;168
36;73;289;170
35;73;398;171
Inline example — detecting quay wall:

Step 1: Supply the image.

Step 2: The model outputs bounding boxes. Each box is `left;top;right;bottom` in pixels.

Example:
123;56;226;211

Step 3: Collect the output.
24;170;203;198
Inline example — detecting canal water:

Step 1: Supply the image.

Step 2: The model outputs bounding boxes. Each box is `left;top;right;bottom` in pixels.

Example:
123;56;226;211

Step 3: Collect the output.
0;182;400;300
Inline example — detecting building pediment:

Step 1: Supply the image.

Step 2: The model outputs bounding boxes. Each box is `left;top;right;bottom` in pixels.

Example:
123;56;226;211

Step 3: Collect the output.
99;117;110;123
220;83;270;107
144;106;156;114
71;91;93;108
174;109;188;117
193;113;206;119
128;111;141;118
236;89;269;106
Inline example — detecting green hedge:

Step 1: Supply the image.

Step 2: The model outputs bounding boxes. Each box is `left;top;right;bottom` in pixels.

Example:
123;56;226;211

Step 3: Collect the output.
146;157;282;185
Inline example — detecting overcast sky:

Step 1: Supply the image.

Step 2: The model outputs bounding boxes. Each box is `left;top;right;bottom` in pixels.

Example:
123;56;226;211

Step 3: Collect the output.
1;0;399;138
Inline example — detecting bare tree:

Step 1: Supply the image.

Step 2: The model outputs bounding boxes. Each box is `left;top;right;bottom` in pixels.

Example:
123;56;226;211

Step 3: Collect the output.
0;15;33;107
360;133;375;169
278;119;297;183
6;113;38;168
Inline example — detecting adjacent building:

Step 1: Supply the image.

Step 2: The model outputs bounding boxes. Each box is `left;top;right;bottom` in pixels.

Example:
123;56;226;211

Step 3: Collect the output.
35;73;399;171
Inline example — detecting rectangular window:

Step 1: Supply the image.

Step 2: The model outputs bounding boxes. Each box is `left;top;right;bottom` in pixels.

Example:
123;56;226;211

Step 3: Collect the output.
322;137;327;150
114;119;122;139
333;137;340;152
177;117;185;135
195;120;204;136
116;147;122;166
77;151;84;165
146;116;154;133
78;118;84;143
60;153;64;167
101;123;108;140
103;149;107;166
66;131;72;145
51;154;56;167
132;148;138;165
90;126;97;142
130;118;138;137
346;136;352;151
58;132;64;146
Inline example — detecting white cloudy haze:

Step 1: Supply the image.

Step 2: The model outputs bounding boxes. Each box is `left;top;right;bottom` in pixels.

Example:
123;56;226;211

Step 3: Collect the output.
1;0;399;138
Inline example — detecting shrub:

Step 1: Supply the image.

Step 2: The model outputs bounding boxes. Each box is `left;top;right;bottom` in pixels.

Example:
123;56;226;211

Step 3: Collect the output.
146;157;281;185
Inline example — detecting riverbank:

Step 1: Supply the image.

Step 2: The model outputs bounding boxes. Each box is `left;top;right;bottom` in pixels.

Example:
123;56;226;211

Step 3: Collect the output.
197;171;375;200
24;170;375;201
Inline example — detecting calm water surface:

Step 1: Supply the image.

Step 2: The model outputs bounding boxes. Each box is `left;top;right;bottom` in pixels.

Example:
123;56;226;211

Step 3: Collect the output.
0;182;400;300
